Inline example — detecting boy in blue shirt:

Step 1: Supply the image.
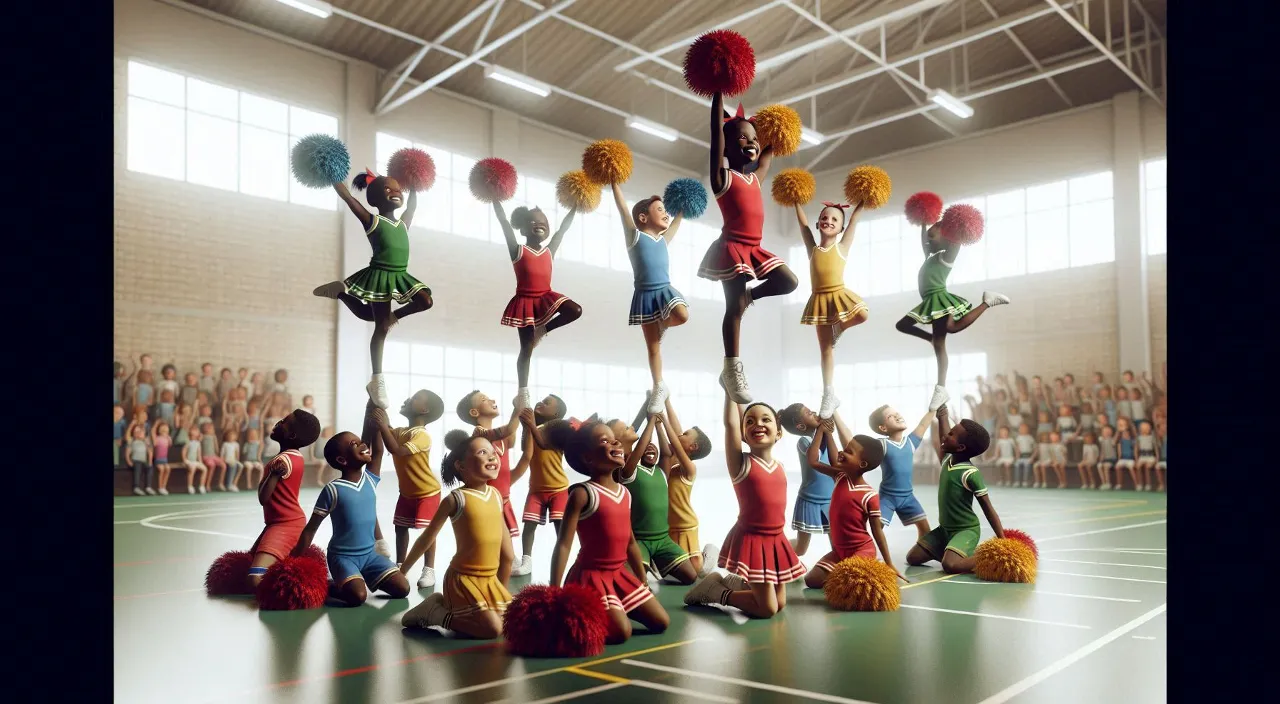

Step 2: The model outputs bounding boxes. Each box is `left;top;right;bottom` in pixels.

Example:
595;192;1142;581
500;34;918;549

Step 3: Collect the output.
293;403;411;606
868;385;949;540
778;403;852;557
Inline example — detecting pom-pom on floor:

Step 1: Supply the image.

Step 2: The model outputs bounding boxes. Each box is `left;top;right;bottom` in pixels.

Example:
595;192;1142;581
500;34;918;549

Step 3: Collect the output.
115;476;1166;703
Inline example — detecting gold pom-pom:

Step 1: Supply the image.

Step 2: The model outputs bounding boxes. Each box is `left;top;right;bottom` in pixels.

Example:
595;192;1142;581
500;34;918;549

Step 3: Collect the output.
582;139;633;186
844;165;892;209
555;170;602;213
823;556;900;612
752;104;803;157
974;538;1037;583
771;168;816;207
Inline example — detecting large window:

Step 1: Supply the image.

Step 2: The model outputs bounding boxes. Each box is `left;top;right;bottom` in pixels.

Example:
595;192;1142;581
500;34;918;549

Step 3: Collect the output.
380;340;723;466
1144;158;1167;255
376;132;719;301
786;173;1114;301
125;60;338;210
784;353;988;433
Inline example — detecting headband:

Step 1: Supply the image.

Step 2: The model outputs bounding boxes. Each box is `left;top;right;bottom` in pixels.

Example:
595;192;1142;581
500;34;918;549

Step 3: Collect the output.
821;201;850;211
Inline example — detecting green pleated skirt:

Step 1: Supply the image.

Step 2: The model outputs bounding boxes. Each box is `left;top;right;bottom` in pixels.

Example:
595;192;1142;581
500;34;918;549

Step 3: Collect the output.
344;266;430;304
906;288;972;324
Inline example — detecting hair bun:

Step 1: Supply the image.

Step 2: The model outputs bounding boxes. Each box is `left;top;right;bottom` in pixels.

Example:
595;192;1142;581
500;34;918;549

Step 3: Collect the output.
510;206;533;229
444;429;471;453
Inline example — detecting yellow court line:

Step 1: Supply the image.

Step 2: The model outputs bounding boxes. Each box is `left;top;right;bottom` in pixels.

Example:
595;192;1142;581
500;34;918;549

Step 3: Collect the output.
1029;509;1166;529
575;637;707;669
565;667;630;684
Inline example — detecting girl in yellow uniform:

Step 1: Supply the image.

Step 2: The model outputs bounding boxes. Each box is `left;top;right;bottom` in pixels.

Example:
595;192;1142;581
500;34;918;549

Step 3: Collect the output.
400;431;513;640
794;201;868;420
657;396;717;576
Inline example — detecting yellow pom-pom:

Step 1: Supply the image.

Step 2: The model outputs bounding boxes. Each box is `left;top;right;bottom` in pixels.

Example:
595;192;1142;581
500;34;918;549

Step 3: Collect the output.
974;538;1037;583
582;139;633;186
823;556;900;612
844;165;892;209
555;170;602;213
752;104;803;157
771;168;816;207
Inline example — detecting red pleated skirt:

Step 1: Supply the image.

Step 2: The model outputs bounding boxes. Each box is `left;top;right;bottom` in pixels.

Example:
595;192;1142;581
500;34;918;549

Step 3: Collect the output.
565;561;653;613
501;291;570;327
717;523;806;584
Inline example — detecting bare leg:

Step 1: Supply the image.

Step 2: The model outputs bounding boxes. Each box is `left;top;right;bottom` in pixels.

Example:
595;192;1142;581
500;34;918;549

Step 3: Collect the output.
332;579;369;607
941;551;976;574
376;572;412;599
724;581;781;619
895;315;934;343
749;265;799;303
817;325;835;391
520;522;538;560
906;543;934;566
791;531;812;557
445;609;503;639
662;558;698;586
604;607;633;645
516;327;535;389
804;563;830;589
1155;466;1166;491
370;302;394;375
628;598;670;634
544;300;582;334
338;293;375;321
931;318;950;386
720;277;751;357
945;302;991;334
396;527;410;564
247;552;278;591
642;321;664;386
911;518;932;541
393;289;434;320
666;303;689;328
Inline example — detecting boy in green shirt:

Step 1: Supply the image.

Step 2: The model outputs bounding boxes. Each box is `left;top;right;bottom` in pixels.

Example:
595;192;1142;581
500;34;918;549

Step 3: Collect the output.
906;404;1006;574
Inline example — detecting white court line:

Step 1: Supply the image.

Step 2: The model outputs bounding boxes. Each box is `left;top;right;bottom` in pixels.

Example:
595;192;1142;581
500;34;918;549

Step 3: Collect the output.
524;682;625;703
973;603;1166;704
939;581;1140;603
400;672;559;703
1041;558;1166;570
1045;548;1165;554
630;680;739;702
1037;519;1167;543
621;659;878;703
114;499;255;510
1039;570;1166;585
898;604;1090;629
118;508;256;526
114;520;141;525
138;510;257;541
1131;636;1157;641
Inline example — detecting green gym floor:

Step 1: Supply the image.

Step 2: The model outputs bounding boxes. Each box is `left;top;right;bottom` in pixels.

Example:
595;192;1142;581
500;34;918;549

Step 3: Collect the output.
114;474;1167;704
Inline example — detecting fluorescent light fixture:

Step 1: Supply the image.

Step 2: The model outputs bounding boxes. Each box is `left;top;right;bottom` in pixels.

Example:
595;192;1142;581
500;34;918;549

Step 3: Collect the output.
272;0;332;18
800;127;825;146
484;66;551;98
626;115;678;142
927;89;974;119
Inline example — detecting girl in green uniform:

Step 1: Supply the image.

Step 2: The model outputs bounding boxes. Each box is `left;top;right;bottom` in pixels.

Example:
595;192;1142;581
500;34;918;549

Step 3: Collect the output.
894;221;1009;385
313;169;434;409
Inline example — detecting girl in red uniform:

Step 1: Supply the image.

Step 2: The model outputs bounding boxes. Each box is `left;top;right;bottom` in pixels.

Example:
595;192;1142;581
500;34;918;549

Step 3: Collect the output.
801;423;909;588
698;95;799;404
491;202;582;410
684;389;804;618
548;420;670;645
245;409;323;591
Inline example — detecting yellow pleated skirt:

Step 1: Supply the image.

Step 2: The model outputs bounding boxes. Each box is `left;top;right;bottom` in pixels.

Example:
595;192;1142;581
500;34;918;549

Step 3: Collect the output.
800;288;869;325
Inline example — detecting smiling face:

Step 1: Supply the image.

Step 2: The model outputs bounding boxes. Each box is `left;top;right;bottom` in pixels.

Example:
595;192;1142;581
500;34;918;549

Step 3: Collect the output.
582;424;626;472
368;176;404;210
456;437;500;485
331;431;372;469
742;404;780;450
878;406;908;434
941;423;969;454
834;436;868;471
639;199;671;230
723;119;760;168
641;442;659;466
524;208;550;242
816;206;845;238
469;392;500;421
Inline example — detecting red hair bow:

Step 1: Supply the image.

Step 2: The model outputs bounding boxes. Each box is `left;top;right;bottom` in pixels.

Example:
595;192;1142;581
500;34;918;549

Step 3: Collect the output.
723;103;754;123
821;201;850;210
365;167;378;182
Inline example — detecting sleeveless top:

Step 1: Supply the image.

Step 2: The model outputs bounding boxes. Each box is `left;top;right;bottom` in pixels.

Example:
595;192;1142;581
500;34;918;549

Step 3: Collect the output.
575;481;633;569
628;231;672;290
620;463;669;539
512;245;554;295
263;450;307;524
730;455;788;535
667;471;698;530
715;170;764;245
917;251;954;296
830;476;880;556
529;432;568;493
366;215;411;271
809;244;848;293
449;485;505;577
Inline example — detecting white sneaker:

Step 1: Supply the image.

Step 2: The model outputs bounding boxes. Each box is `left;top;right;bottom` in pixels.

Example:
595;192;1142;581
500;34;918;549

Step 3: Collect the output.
144;487;157;495
982;291;1011;308
684;573;726;606
719;572;748;591
514;388;532;413
818;387;840;420
374;539;393;559
512;554;533;576
158;488;169;496
229;485;240;493
367;374;390;410
187;486;195;495
133;487;145;496
648;381;669;415
928;384;950;411
198;486;208;494
700;544;720;576
312;280;348;299
719;360;752;404
417;567;436;590
401;592;447;629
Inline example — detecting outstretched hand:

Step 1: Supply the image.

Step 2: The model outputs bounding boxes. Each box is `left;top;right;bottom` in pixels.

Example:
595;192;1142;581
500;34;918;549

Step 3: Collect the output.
519;407;536;426
370;407;389;427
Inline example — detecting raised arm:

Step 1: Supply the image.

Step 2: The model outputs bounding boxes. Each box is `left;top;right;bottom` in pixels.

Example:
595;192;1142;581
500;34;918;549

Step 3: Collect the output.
333;181;374;231
611;183;636;245
804;424;842;478
549;486;587;587
753;144;776;180
510;427;533;486
935;406;952;461
363;402;385;477
401;188;418;228
723;385;744;473
663;396;685;437
838;202;864;253
619;415;658;482
630;392;650;433
663;212;684;243
547;207;578;256
371;408;411;458
918;223;931;257
709;91;727;194
518;408;551;449
400;495;455;573
475;410;521;445
657;414;695;480
492;201;520;260
794;203;816;251
833;411;853;450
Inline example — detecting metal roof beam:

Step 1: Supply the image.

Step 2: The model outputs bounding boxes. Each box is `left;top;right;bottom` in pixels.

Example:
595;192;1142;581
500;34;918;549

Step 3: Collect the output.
612;1;789;73
1043;0;1163;106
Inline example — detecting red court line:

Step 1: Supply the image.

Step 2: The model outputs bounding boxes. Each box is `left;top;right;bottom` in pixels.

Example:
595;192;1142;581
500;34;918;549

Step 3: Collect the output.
114;556;203;567
261;642;502;690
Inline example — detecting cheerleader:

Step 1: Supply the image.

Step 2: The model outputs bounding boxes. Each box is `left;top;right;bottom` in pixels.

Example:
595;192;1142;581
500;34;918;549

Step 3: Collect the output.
491;202;581;409
684;387;805;618
610;185;690;413
547;421;670;645
792;200;869;418
399;431;513;639
698;94;799;404
894;220;1009;386
313;170;433;409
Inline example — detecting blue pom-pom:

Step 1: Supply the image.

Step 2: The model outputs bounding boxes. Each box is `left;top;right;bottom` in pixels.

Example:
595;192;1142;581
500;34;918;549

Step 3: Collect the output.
290;134;350;189
663;178;708;219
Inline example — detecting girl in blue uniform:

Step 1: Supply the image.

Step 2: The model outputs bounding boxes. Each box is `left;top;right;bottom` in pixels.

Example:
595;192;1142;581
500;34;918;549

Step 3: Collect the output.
610;184;690;414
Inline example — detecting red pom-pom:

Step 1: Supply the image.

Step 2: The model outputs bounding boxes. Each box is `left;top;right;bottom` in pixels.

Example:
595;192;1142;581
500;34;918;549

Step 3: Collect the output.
469;158;519;203
502;584;608;658
905;191;944;226
299;544;326;564
256;553;330;610
205;550;253;595
683;30;756;97
1002;529;1038;559
387;147;436;193
939;203;984;245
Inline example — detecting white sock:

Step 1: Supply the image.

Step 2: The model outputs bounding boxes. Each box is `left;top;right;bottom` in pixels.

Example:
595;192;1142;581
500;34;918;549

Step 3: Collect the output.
724;357;740;369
